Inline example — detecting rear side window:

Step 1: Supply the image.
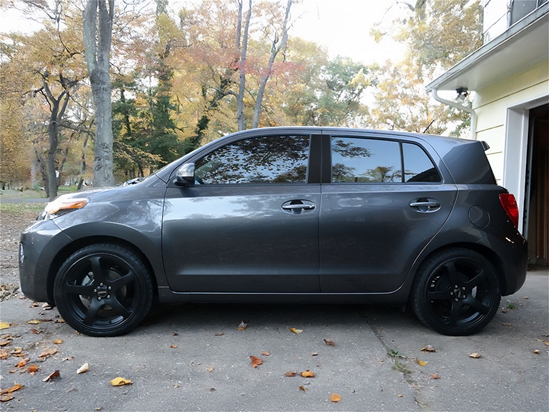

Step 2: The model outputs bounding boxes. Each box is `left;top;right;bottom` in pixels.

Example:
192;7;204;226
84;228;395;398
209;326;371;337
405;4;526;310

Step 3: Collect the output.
195;135;310;184
330;137;441;183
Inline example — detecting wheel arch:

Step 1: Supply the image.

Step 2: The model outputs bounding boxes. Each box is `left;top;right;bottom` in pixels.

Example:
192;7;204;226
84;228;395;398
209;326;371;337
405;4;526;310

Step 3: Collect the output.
46;236;159;305
407;242;507;302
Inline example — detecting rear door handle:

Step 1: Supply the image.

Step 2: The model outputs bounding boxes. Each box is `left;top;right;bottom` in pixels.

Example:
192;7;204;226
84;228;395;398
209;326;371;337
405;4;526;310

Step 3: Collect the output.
409;199;441;213
282;200;315;214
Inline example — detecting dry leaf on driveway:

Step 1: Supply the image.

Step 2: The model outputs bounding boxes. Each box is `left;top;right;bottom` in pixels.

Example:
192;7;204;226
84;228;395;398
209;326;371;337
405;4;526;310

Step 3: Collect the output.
421;345;436;352
110;377;132;387
77;363;89;374
300;370;316;378
43;370;60;382
237;321;248;331
250;356;263;368
330;393;342;402
289;327;303;334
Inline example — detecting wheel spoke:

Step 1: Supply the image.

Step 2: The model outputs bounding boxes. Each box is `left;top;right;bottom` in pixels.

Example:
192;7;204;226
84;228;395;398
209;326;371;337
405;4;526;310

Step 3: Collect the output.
83;298;104;326
109;272;135;293
108;296;132;319
464;270;486;289
464;296;490;315
445;261;460;284
427;289;452;300
65;284;95;295
89;256;106;284
448;300;463;326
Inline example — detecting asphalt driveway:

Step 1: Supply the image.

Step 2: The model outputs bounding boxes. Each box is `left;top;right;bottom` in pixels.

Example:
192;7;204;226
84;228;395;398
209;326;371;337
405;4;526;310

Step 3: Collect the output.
1;270;547;411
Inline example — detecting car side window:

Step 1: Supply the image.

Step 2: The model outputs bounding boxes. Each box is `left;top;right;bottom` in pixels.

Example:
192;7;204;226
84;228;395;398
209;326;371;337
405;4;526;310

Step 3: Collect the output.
194;135;310;184
403;143;441;183
331;137;401;183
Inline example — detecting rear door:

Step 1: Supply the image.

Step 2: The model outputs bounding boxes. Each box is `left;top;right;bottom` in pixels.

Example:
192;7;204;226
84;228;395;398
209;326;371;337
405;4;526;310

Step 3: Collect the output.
319;133;457;293
163;133;321;293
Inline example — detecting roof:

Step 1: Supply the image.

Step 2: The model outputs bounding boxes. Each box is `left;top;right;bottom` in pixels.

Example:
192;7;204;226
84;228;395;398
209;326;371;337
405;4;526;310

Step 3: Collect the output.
426;3;549;93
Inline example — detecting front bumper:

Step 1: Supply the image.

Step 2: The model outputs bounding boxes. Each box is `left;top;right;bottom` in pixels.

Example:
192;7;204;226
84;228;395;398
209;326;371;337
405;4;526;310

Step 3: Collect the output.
19;219;72;303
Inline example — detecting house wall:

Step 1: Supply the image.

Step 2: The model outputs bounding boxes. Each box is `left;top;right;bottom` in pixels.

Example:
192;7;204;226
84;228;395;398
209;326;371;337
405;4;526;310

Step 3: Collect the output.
472;58;548;231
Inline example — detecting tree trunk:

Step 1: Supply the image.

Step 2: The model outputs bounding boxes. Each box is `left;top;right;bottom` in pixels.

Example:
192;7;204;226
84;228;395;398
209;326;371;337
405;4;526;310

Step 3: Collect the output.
252;0;292;128
83;0;115;187
237;0;252;131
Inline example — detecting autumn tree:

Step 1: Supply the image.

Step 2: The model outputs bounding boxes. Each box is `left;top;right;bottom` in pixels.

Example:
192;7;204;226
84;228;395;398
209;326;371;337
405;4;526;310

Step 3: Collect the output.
369;0;482;136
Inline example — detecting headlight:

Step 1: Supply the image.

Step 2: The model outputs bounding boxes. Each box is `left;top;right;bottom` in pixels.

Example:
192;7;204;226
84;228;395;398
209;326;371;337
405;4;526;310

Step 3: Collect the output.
42;195;89;218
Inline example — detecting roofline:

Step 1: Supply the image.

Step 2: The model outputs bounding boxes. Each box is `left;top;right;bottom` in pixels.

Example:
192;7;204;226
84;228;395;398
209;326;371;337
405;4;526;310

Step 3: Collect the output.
426;3;549;93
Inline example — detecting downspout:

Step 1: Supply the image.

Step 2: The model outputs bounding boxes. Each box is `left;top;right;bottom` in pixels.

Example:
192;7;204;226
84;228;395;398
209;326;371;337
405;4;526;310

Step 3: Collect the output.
430;88;478;140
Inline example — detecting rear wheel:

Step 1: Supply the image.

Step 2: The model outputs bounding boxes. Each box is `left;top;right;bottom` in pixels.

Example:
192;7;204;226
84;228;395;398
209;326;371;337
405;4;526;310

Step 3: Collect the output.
411;248;501;336
54;244;153;337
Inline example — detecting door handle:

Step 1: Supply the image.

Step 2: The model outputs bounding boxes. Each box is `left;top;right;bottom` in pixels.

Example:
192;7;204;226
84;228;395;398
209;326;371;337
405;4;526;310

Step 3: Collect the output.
282;200;315;214
409;199;441;212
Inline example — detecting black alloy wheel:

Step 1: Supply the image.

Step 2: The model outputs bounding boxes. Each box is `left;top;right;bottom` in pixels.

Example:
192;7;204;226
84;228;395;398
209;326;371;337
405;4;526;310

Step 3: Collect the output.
54;244;153;337
411;248;501;336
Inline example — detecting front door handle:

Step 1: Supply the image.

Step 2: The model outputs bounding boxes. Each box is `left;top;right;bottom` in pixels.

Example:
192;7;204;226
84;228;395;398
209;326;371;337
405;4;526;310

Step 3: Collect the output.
282;200;315;214
409;198;441;213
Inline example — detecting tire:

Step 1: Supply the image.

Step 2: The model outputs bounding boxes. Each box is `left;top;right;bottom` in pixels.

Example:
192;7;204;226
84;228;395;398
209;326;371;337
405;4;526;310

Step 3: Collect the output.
54;244;154;337
411;248;501;336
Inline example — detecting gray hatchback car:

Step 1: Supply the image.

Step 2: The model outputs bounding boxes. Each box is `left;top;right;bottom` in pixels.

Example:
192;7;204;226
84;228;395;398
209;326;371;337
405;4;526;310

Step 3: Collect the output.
19;127;528;337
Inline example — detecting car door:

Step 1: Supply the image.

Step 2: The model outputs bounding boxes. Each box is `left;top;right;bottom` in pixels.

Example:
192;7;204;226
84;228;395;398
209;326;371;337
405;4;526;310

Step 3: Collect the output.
162;133;321;293
319;133;457;293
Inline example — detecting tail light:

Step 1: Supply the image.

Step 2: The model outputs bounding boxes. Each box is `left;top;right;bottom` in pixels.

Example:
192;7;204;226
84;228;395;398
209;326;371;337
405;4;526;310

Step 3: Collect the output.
499;193;519;228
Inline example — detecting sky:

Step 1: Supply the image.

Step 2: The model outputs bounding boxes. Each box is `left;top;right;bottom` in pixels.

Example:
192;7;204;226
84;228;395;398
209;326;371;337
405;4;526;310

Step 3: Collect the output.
0;0;409;65
290;0;408;64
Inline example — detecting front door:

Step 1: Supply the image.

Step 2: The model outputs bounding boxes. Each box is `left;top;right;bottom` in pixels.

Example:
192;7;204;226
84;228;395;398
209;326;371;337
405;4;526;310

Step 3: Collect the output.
162;134;321;293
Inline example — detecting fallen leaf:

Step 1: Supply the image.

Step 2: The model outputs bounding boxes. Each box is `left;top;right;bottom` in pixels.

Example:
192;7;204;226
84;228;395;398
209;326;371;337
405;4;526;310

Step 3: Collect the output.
62;356;74;361
430;373;441;379
469;353;481;359
289;327;303;334
26;320;41;325
544;341;549;346
397;394;404;398
0;395;14;402
421;345;436;352
207;366;214;372
16;358;30;368
250;356;263;368
0;384;23;395
43;370;60;382
27;364;39;374
110;377;132;387
0;341;11;347
237;321;248;331
261;351;270;356
300;370;316;378
501;308;508;313
77;363;89;374
0;322;10;330
172;332;179;336
416;358;428;366
0;350;9;359
215;332;224;336
54;319;66;324
170;345;178;349
284;371;297;377
330;393;342;403
324;339;335;346
311;352;319;356
30;328;41;334
53;339;63;345
39;348;58;359
299;385;308;392
533;349;540;354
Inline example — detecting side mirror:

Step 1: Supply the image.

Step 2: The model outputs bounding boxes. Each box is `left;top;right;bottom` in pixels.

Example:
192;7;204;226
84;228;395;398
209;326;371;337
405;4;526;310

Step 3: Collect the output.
175;163;195;186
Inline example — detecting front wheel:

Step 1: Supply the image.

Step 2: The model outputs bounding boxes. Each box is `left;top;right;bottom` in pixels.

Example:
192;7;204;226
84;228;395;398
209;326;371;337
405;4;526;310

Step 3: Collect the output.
411;248;501;336
54;244;154;337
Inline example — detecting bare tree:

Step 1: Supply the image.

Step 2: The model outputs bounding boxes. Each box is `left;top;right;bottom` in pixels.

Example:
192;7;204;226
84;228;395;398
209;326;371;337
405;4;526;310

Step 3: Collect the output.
236;0;252;131
252;0;292;128
83;0;115;187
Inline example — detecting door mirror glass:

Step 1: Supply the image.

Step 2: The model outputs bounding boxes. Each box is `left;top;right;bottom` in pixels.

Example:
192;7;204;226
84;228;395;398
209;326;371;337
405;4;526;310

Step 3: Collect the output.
175;163;195;185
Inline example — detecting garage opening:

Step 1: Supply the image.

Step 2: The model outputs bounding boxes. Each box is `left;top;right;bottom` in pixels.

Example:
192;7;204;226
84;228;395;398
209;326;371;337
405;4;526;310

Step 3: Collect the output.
524;103;549;266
